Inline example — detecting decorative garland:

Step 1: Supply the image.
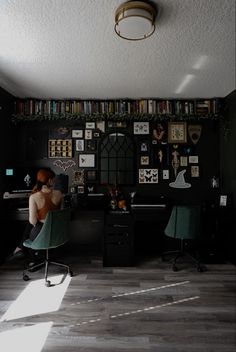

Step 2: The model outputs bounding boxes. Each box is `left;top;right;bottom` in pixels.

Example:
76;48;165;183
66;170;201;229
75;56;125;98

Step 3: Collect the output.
11;112;224;124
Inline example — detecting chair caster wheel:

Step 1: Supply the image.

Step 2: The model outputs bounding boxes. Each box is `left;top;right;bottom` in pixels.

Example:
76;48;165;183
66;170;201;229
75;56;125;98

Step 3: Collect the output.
69;270;73;277
172;264;178;272
45;280;51;287
23;274;30;281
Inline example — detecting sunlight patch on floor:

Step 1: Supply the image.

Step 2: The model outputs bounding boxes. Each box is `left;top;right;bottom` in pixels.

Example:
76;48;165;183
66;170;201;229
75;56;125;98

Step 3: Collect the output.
0;275;71;322
0;321;53;352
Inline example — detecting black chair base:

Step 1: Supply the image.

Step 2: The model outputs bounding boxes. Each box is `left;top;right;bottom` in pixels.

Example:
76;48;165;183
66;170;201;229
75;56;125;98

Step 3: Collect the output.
162;240;206;272
23;249;73;286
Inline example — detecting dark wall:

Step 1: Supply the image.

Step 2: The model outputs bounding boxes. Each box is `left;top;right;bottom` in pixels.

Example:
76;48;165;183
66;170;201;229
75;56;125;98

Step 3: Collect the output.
0;87;15;211
2;92;234;262
220;89;236;262
11;118;221;207
0;87;15;262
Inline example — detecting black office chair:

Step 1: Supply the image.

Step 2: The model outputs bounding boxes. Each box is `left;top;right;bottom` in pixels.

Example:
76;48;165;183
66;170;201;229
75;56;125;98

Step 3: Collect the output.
162;205;205;272
22;208;73;286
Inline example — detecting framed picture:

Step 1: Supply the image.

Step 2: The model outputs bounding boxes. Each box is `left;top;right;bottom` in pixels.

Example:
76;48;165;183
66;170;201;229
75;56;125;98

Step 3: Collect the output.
85;130;92;140
140;156;149;165
75;139;84;151
86;170;97;181
72;169;84;185
162;169;169;180
140;141;149;152
180;156;188;167
86;140;97;151
168;122;187;143
191;165;199;177
138;169;158;183
108;121;127;128
93;130;101;138
72;129;83;138
79;154;95;167
189;155;199;163
48;139;73;158
219;195;227;207
86;122;95;129
77;185;85;194
133;122;149;135
96;120;105;132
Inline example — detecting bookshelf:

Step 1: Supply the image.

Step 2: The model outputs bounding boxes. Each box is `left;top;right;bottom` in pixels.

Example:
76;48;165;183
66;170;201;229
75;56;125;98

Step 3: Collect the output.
12;98;223;122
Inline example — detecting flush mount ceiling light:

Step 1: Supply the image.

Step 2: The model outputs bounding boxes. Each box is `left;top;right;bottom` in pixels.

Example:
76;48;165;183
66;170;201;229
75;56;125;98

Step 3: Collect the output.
114;1;157;41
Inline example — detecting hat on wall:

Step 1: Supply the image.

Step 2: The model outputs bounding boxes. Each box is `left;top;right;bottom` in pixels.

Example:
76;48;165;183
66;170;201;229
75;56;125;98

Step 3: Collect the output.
169;170;191;189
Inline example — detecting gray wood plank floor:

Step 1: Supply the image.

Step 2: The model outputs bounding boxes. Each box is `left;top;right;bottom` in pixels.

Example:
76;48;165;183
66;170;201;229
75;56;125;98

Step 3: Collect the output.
0;253;235;352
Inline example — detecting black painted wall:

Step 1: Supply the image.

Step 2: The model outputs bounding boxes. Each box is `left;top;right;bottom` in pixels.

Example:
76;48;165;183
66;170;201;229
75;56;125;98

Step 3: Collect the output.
220;89;236;263
0;87;15;214
12;118;221;206
1;88;235;262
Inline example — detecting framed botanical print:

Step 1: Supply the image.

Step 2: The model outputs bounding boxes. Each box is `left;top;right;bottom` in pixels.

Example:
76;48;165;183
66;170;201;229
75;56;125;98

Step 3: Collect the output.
168;122;187;143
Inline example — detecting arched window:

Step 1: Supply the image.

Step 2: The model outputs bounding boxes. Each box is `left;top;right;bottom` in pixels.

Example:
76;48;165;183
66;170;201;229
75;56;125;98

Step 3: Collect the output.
100;132;135;185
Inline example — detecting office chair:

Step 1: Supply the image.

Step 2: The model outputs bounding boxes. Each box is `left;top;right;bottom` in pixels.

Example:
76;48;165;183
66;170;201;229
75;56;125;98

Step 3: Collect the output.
162;205;205;272
22;208;73;286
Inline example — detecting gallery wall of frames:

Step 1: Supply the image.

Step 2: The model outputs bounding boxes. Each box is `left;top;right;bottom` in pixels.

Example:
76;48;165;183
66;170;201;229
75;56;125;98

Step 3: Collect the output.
9;97;224;204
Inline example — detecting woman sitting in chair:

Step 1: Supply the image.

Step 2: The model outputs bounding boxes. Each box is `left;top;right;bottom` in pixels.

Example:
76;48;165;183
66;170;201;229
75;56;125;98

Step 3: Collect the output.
11;168;63;258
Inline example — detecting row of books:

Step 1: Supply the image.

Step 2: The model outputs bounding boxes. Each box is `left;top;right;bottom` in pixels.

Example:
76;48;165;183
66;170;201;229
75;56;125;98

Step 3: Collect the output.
14;98;222;116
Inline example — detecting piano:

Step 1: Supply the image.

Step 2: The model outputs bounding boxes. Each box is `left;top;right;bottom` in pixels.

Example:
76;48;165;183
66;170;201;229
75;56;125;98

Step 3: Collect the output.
3;190;30;221
130;194;171;254
130;193;169;213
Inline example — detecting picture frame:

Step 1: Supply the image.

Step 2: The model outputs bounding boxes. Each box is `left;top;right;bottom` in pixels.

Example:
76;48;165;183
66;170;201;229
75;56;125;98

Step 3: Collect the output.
86;140;97;151
189;155;199;163
108;121;127;128
96;120;105;132
85;130;92;140
140;141;149;152
191;165;199;177
180;156;188;167
162;169;169;180
72;169;85;185
79;154;95;167
86;170;97;181
86;122;95;129
219;195;227;207
168;122;187;143
75;139;84;151
138;169;158;183
48;139;73;158
72;129;83;138
140;156;149;165
77;185;85;194
133;122;149;135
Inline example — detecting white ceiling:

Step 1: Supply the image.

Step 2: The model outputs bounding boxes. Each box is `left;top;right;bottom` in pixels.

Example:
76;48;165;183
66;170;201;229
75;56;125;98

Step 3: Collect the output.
0;0;235;100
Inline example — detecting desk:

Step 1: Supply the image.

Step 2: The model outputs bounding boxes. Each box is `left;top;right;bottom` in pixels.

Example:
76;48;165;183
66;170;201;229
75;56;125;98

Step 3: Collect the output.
5;194;171;265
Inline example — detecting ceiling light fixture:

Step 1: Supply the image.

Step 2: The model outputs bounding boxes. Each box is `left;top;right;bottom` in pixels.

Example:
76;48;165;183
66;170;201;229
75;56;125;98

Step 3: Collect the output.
114;1;157;41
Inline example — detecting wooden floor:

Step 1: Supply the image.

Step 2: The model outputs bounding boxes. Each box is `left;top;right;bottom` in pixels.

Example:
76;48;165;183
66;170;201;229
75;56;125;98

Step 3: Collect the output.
0;252;235;352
